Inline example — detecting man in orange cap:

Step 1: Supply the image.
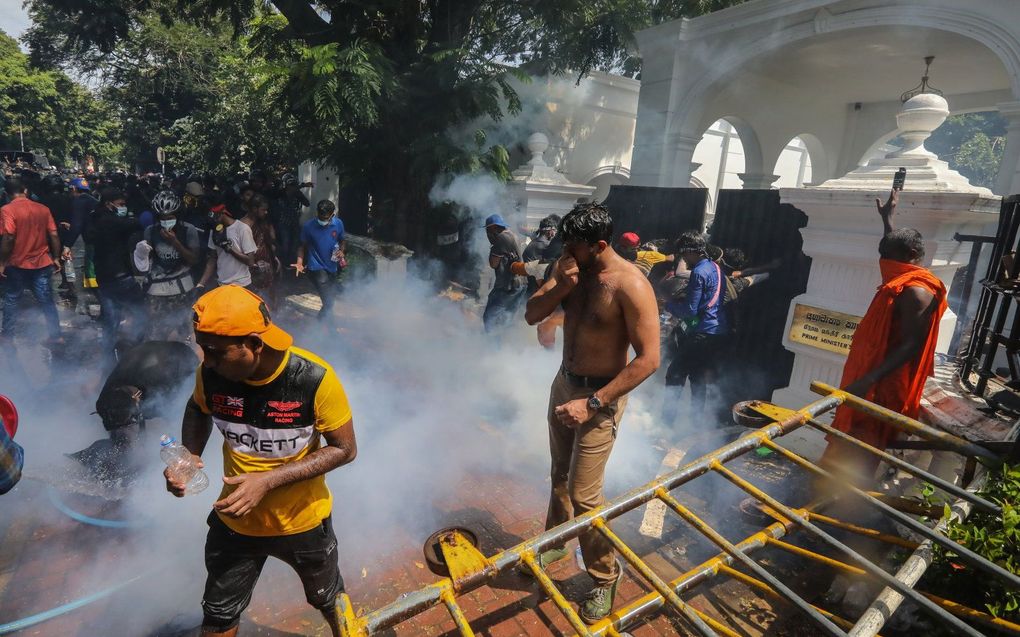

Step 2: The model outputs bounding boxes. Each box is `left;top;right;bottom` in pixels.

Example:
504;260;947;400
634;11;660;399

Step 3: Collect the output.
165;285;357;637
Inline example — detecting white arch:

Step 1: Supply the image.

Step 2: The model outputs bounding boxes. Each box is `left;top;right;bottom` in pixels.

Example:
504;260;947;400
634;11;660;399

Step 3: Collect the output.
796;133;827;183
581;164;632;184
669;6;1020;139
715;115;764;177
585;167;631;203
770;133;827;185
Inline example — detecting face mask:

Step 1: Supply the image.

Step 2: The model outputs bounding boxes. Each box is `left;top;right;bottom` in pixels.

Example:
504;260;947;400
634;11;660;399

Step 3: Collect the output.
160;219;176;230
115;205;128;217
317;217;332;227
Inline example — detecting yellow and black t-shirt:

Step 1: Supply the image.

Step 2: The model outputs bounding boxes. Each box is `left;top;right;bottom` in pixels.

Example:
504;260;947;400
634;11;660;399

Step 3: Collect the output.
635;250;668;275
193;346;352;537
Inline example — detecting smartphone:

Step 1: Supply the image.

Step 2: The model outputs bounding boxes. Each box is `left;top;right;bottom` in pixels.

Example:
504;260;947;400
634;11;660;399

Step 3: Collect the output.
893;167;907;191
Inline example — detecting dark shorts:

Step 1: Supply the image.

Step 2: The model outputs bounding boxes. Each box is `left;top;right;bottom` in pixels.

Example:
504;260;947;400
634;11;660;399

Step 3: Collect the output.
202;511;344;631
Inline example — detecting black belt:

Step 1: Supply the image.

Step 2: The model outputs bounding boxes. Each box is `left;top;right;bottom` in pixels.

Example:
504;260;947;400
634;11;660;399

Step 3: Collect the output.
560;367;613;390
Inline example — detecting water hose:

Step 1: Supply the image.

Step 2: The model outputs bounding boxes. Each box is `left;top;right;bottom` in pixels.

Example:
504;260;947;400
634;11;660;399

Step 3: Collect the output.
46;486;145;529
2;489;172;634
0;573;148;635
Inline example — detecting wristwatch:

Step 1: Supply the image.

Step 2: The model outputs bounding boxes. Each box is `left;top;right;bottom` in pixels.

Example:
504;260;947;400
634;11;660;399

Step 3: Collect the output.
587;394;603;412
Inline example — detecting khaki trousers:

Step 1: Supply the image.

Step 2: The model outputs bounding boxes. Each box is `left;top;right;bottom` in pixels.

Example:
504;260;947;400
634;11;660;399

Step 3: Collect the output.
545;371;628;586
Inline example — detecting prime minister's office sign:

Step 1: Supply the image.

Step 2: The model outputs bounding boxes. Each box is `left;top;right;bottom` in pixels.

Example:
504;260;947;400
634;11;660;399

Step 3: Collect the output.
789;304;862;356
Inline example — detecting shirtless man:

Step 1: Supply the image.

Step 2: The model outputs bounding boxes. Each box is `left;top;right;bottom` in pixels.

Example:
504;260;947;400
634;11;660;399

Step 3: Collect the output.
524;202;660;623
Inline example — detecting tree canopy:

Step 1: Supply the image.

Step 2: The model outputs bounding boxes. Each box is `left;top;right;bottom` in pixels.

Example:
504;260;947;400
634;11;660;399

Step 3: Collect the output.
927;112;1007;190
0;30;119;166
24;0;749;245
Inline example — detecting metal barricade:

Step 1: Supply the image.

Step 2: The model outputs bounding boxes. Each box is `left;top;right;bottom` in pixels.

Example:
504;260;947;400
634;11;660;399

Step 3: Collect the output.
336;382;1014;637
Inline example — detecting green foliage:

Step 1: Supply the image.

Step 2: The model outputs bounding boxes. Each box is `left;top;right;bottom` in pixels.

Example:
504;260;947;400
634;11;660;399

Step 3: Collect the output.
0;29;118;166
926;113;1007;190
953;132;1004;191
926;463;1020;621
23;0;749;245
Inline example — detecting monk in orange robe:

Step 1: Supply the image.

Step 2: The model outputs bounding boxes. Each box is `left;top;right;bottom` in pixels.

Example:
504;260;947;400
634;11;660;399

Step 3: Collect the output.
820;188;948;483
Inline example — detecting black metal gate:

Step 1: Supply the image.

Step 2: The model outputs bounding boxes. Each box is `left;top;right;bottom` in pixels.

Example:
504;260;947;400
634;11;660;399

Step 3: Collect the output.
602;185;707;242
961;195;1020;401
710;189;812;400
600;186;810;402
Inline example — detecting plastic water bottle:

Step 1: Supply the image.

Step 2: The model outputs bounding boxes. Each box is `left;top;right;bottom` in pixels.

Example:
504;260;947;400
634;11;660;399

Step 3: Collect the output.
64;255;76;281
159;434;209;494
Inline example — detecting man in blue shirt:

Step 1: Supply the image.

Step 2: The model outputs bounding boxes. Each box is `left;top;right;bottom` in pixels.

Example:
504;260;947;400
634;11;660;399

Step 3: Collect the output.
664;231;727;422
294;199;346;321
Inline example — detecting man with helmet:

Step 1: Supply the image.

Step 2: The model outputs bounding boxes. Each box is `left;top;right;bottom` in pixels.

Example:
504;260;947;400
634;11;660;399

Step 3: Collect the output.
294;199;346;321
69;177;99;287
482;213;525;333
133;190;202;339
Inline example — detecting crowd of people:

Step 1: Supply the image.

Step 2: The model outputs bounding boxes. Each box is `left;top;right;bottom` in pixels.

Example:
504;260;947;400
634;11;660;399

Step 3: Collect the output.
485;206;780;425
0;163;947;634
0;167;347;365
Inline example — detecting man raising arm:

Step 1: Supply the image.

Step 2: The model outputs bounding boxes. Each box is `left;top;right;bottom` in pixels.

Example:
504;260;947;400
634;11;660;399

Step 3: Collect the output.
821;188;947;479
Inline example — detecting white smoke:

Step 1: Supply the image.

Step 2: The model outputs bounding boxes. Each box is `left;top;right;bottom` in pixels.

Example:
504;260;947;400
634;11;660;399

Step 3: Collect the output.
428;173;509;218
0;267;687;636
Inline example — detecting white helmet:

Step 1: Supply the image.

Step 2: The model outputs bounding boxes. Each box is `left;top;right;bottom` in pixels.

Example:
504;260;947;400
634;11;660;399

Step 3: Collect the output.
151;190;182;216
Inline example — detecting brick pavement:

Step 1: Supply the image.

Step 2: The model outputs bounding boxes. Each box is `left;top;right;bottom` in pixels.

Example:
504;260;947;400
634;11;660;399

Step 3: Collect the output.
0;457;813;637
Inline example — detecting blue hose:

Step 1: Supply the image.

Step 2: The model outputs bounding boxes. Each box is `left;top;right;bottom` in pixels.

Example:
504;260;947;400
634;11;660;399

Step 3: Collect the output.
0;574;146;635
0;489;155;633
46;486;146;529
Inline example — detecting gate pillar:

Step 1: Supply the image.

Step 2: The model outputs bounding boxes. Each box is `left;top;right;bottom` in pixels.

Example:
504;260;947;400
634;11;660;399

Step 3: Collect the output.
772;94;1000;420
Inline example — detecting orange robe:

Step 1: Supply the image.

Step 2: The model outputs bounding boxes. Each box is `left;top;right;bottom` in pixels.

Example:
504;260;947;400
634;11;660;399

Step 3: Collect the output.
829;259;948;450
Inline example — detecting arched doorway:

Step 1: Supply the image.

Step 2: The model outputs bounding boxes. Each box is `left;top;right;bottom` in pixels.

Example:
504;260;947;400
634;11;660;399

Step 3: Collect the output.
772;135;819;188
690;117;763;214
585;166;631;203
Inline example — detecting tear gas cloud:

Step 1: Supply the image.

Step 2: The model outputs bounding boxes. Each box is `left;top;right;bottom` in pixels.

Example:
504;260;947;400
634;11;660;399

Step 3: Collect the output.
3;263;699;635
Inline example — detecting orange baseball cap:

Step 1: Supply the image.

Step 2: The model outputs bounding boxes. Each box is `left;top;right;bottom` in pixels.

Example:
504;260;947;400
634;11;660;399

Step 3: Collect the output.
192;285;293;350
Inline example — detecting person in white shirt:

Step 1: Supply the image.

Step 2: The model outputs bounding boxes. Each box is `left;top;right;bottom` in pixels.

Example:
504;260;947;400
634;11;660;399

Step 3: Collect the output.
195;202;257;291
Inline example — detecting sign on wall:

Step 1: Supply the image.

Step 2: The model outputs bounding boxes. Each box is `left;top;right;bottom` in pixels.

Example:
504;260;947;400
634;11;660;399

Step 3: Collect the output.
789;304;862;356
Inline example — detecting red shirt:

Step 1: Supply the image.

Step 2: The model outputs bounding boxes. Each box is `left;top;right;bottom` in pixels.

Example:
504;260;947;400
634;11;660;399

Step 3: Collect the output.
0;197;57;269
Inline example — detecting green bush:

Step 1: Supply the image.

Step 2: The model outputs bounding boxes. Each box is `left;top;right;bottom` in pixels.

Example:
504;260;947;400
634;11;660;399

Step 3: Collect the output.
926;463;1020;620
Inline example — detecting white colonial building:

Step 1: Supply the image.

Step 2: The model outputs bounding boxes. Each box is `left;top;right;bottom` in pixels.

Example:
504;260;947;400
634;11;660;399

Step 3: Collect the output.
629;0;1020;197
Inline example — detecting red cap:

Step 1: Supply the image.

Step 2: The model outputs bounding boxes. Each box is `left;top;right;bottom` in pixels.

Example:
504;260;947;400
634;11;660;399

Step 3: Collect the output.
618;232;640;248
0;394;18;439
